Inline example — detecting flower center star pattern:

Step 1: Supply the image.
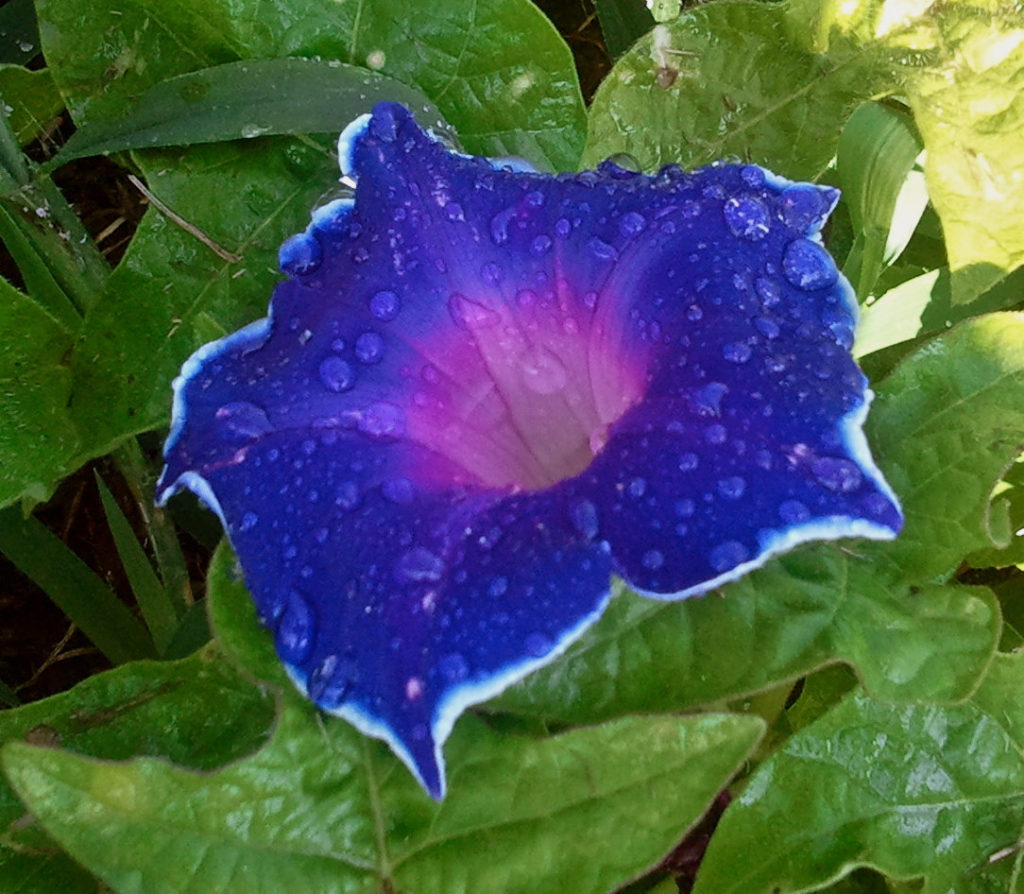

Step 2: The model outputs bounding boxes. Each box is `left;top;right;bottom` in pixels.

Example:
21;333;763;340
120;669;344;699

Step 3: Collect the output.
157;102;902;799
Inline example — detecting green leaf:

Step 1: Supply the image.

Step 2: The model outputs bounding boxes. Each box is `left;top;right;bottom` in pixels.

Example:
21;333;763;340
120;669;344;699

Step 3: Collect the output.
38;0;585;171
0;66;62;145
0;647;274;893
903;12;1024;304
0;508;156;665
95;473;180;654
582;1;900;178
692;652;1024;894
0;279;79;506
854;265;1024;358
965;457;1024;569
0;0;41;67
838;101;927;300
594;0;655;59
494;547;999;724
865;313;1024;581
47;58;450;170
3;693;763;894
69;136;336;458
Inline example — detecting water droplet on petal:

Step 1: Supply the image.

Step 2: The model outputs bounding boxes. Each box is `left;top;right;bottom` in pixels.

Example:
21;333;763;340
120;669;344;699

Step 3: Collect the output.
355;331;384;363
811;457;862;492
555;217;571;238
678;453;699;472
357;402;405;439
481;261;503;284
215;401;273;443
619;211;646;237
587;237;618;261
277;591;315;664
754;277;781;307
778;499;811;524
439;652;469;683
308;654;353;705
779;185;826;232
704;424;727;445
723;341;752;363
238;511;259;532
709;540;750;573
369;290;400;321
717;476;746;500
444;201;465;222
782;239;837;291
490;207;516;245
530;234;552;256
628;477;647;498
691;382;728;416
681;200;701;218
525;632;552;657
319;355;355;392
335;481;360;510
278;233;322;275
571;500;600;540
642;549;665;570
754;317;781;339
488;576;509;597
520;346;567;394
723;196;770;240
395;547;446;583
741;166;765;187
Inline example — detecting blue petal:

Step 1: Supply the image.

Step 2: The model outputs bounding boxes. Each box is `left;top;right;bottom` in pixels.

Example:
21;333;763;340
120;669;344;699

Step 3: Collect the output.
159;102;902;799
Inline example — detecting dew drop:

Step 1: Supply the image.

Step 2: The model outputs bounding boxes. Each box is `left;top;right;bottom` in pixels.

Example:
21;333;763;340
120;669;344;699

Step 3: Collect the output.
276;591;315;664
318;355;355;392
335;481;361;510
525;632;553;657
215;401;273;444
490;207;516;245
709;540;750;573
678;453;699;472
357;402;405;439
675;498;696;517
444;201;465;222
704;424;727;445
717;476;746;500
355;331;384;363
723;196;770;240
628;477;647;498
530;234;552;256
439;653;469;683
369;290;400;321
723;341;752;363
782;239;837;291
619;211;646;237
520;346;568;394
641;549;665;570
691;382;728;416
680;199;701;218
405;677;425;700
754;317;781;339
810;457;862;492
571;500;600;540
779;185;826;232
488;576;509;597
555;217;571;238
587;237;618;260
238;511;259;533
481;261;503;284
395;547;446;583
308;654;353;705
279;233;322;275
778;499;811;524
754;277;782;307
741;165;765;188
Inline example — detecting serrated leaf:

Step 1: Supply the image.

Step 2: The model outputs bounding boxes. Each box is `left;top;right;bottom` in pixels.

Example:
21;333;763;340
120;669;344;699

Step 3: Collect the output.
865;312;1024;581
49;58;449;169
0;279;79;506
692;652;1024;894
582;1;902;178
3;694;763;894
0;648;274;894
38;0;584;170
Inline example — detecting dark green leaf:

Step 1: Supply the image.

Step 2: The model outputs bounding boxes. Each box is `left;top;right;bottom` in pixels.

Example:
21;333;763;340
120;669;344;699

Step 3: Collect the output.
595;0;655;59
0;279;79;506
47;58;450;170
0;508;155;664
0;66;62;145
0;0;40;66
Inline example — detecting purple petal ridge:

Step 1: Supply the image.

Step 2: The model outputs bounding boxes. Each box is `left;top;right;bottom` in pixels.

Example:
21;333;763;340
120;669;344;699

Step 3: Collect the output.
158;102;902;798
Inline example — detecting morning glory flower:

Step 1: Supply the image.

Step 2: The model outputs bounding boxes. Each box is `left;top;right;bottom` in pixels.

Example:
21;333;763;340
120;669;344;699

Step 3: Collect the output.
157;102;902;799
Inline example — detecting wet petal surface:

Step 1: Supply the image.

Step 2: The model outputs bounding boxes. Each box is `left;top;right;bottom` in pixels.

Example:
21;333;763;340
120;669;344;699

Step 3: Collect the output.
158;102;901;798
